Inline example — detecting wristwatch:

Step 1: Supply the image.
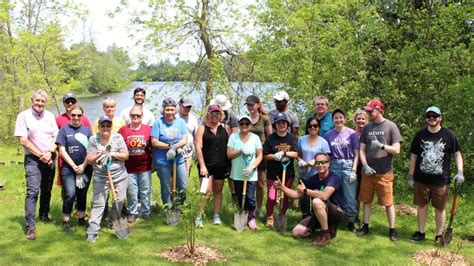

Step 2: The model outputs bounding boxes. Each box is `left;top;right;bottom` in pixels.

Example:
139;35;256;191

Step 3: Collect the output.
381;145;385;150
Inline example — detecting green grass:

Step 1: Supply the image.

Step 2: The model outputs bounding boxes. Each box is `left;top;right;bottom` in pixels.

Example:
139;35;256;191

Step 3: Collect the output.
0;144;473;265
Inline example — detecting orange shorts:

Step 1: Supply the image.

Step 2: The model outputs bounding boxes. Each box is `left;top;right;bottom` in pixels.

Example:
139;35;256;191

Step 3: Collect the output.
358;172;394;206
413;181;448;210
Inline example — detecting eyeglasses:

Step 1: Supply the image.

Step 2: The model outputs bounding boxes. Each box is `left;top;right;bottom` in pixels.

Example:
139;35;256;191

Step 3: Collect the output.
425;113;440;119
71;114;82;118
99;124;112;128
130;114;142;118
64;99;76;105
239;122;251;127
314;160;328;166
308;124;319;129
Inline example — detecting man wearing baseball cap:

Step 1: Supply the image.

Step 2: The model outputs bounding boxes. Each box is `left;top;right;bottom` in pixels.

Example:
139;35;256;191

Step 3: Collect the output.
177;96;199;177
407;106;464;243
56;92;92;129
268;90;300;136
357;99;402;241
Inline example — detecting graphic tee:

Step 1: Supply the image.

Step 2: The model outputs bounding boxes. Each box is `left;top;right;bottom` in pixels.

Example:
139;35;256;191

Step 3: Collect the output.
263;132;298;180
55;124;93;176
151;116;188;166
302;172;348;212
118;124;152;173
324;127;360;160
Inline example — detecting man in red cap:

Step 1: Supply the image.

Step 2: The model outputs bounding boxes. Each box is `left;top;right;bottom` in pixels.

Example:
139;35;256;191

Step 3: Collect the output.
357;99;402;241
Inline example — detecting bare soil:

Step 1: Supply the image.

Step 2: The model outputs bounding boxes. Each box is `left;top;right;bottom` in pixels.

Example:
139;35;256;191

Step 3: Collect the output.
159;244;226;265
412;249;471;266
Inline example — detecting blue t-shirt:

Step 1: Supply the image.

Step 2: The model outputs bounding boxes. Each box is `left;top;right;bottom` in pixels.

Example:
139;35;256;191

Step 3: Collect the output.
55;124;92;176
302;172;347;212
227;132;262;182
151;116;188;166
324;127;360;160
305;112;334;136
298;135;331;179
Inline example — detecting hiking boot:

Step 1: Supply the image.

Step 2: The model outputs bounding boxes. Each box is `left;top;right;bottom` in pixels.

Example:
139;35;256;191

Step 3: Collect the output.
213;214;222;225
63;221;72;233
389;228;399;241
40;216;53;224
347;222;356;233
256;209;265;219
329;223;338;238
410;231;425;242
265;216;274;229
78;217;89;227
127;214;138;223
86;233;98;243
26;227;36;240
312;231;331;247
248;218;257;231
356;223;369;237
195;216;204;229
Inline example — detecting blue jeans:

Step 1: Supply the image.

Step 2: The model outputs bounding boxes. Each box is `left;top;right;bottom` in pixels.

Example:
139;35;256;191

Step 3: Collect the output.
127;171;151;216
61;173;91;216
155;163;187;205
233;180;257;219
330;159;357;222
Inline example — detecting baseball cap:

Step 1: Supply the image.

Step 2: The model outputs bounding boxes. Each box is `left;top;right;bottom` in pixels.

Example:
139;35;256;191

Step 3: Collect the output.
363;99;384;111
245;95;260;105
238;115;251;123
212;94;232;110
98;116;112;124
180;97;193;107
162;97;177;107
273;112;289;124
63;92;77;102
425;106;441;115
274;91;289;101
208;104;221;112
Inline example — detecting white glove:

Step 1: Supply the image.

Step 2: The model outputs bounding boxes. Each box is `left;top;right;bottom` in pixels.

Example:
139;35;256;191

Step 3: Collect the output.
349;170;357;184
273;151;284;161
76;174;89;189
241;146;253;156
166;145;177;160
298;159;307;167
370;139;384;150
243;166;254;177
454;172;464;184
364;164;376;176
407;175;414;188
176;148;183;156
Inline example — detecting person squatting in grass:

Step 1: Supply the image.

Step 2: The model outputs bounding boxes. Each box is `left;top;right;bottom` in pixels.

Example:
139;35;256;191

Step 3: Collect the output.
274;152;347;247
194;104;231;228
407;106;464;243
55;105;93;232
227;115;263;231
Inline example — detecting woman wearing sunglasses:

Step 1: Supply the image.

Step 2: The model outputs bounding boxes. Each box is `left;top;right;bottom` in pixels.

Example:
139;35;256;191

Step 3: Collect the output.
227;115;263;230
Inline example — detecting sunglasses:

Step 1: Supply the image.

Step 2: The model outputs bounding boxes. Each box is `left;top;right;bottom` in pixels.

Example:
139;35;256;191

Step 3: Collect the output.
239;122;251;127
425;113;440;119
65;99;77;104
99;124;112;128
308;124;319;129
130;114;142;118
314;160;328;166
71;114;82;118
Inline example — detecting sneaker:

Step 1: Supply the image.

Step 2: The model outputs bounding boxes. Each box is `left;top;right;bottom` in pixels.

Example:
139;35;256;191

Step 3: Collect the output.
410;231;425;242
127;214;138;223
195;216;204;229
63;221;72;233
213;214;222;225
86;233;98;243
248;218;257;231
256;209;265;219
356;223;369;237
40;216;53;224
265;216;274;229
78;217;89;227
108;219;113;229
389;228;399;241
312;231;331;247
347;222;356;233
26;227;36;240
435;235;442;243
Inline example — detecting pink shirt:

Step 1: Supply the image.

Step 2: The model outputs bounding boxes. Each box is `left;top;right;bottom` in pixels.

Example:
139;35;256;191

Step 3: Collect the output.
15;108;58;154
56;112;92;129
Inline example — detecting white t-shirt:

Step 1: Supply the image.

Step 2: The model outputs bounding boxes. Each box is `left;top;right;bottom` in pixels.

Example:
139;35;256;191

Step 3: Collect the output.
178;113;199;158
120;106;155;126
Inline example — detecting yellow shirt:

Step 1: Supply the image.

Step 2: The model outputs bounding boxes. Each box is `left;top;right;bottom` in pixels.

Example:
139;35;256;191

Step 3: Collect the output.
92;116;126;134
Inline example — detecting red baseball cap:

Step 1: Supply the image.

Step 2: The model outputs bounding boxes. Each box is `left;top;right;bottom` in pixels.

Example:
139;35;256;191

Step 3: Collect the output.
363;99;384;111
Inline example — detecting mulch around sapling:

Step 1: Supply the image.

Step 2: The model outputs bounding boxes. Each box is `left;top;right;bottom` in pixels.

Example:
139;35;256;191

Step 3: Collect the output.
159;244;226;265
412;249;470;266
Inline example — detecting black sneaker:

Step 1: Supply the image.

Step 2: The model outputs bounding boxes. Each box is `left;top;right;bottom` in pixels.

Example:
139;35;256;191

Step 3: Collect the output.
40;216;53;224
356;223;369;237
63;221;72;233
410;231;425;242
389;228;399;241
347;222;356;233
435;235;442;243
78;217;89;227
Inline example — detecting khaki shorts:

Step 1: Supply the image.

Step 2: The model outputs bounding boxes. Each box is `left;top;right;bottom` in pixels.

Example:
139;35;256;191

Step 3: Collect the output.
413;181;448;210
358;172;394;206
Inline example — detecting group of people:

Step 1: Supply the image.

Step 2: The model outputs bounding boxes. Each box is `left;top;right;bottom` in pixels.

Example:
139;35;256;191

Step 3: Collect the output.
15;88;464;247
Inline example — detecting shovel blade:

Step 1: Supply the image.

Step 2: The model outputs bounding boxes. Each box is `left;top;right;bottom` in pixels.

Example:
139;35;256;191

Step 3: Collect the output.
273;214;287;232
112;218;130;239
440;228;453;247
234;211;248;232
166;210;180;226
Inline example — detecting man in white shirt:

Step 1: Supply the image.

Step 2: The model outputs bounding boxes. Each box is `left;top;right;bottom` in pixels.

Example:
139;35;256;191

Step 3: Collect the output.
120;87;155;126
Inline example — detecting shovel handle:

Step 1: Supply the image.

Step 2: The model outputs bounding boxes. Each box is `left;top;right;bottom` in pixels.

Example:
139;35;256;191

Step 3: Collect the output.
106;169;118;201
172;158;177;193
241;176;247;211
280;168;287;201
450;194;458;216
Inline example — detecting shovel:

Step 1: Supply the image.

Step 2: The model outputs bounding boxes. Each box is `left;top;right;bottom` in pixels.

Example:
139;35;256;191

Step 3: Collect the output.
440;180;461;247
274;159;290;232
106;164;130;239
166;157;180;226
234;154;253;232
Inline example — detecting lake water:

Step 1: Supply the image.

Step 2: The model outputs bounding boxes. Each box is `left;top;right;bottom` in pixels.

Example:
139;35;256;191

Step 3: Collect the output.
68;81;280;122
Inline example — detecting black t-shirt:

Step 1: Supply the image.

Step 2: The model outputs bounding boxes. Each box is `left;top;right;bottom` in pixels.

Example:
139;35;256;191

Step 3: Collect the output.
302;172;348;212
410;127;461;186
263;132;298;180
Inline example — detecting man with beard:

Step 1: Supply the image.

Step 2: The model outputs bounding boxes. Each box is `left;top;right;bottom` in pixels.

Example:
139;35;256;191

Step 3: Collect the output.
120;88;155;126
268;91;299;136
408;106;464;243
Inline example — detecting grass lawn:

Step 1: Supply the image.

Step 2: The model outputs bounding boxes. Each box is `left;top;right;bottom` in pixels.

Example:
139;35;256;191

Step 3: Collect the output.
0;144;473;265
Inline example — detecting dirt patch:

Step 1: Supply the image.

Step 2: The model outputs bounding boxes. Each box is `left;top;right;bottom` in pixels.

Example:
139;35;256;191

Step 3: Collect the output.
159;244;226;265
397;203;417;216
412;249;470;266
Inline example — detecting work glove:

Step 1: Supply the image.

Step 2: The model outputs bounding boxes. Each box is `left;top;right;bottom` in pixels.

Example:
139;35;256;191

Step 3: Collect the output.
166;145;178;160
454;172;464;184
364;164;376;176
370;139;384;150
242;166;254;177
76;174;89;189
96;153;112;169
241;146;253;156
349;170;357;184
407;175;414;188
273;151;284;161
298;159;307;167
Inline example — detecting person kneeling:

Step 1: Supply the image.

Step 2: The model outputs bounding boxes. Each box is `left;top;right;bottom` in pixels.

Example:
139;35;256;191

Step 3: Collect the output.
274;152;347;247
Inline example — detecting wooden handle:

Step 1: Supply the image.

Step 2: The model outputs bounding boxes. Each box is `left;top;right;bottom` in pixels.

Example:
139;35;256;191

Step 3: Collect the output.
280;169;287;201
172;160;177;193
450;195;458;215
242;176;247;197
107;169;117;201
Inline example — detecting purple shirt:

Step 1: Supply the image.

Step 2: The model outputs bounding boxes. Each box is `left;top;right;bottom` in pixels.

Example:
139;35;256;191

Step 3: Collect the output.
324;127;360;160
15;108;58;154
